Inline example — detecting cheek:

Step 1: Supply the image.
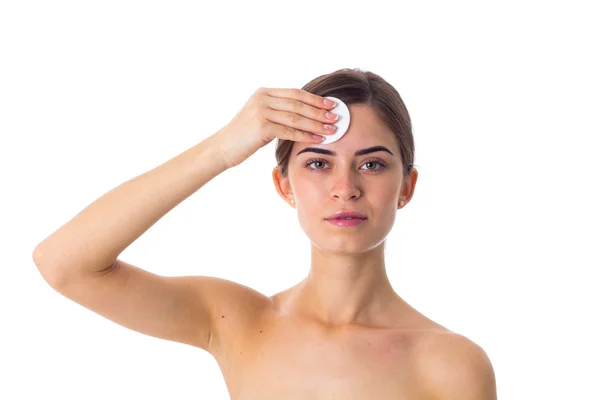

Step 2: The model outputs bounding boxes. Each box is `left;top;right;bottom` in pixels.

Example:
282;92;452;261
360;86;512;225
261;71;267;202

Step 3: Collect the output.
375;177;402;201
294;179;324;203
293;183;327;230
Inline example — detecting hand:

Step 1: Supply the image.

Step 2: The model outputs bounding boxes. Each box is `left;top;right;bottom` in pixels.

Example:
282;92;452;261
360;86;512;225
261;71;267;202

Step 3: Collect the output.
211;87;339;169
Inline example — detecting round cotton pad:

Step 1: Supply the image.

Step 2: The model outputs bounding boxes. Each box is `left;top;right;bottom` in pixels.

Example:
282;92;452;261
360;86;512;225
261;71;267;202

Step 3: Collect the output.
317;96;350;144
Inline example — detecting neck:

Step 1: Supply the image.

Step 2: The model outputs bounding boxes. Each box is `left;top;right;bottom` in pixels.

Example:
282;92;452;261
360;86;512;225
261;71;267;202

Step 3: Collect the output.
283;242;402;327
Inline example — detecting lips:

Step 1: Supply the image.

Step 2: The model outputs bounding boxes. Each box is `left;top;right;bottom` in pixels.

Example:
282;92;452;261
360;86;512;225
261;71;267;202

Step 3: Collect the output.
326;210;367;220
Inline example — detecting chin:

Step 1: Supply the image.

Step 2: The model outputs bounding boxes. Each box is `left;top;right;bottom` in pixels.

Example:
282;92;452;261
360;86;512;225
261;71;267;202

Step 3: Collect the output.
306;226;388;253
311;239;386;254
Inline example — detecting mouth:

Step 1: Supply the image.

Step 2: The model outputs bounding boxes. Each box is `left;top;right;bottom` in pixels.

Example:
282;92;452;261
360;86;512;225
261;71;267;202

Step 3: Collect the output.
325;217;367;227
325;212;367;220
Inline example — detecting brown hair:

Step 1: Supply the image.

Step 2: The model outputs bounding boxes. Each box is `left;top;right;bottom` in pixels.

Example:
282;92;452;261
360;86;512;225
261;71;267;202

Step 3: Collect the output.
275;67;416;177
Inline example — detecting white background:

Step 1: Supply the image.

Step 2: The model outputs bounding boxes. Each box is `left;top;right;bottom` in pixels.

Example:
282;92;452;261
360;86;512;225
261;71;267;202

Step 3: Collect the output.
2;1;598;399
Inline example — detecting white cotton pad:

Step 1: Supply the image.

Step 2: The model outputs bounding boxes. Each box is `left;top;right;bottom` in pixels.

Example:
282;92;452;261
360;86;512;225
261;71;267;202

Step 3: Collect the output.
317;96;350;144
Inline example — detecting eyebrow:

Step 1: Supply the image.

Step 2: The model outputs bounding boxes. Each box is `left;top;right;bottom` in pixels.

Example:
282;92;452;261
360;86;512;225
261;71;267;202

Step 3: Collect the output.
296;145;394;157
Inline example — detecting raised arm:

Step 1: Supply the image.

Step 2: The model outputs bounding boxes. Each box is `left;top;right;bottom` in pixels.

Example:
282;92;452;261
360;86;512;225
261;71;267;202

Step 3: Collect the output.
32;133;266;354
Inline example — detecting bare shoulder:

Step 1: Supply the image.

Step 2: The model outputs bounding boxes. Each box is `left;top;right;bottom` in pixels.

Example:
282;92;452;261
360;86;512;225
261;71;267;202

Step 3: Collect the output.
413;331;497;399
204;276;273;354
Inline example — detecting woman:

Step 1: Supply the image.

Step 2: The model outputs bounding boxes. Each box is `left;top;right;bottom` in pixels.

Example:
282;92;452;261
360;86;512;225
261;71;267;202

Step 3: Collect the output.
33;68;497;399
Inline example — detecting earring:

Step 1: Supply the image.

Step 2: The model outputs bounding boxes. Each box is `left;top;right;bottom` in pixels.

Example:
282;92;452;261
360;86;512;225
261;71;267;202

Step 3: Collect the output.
400;201;404;206
291;199;295;204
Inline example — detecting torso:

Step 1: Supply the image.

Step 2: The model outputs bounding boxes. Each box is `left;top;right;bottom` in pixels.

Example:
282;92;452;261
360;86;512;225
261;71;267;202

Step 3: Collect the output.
209;286;455;400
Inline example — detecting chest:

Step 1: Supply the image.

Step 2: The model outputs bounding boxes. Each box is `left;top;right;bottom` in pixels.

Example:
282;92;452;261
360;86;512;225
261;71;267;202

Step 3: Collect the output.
214;322;430;400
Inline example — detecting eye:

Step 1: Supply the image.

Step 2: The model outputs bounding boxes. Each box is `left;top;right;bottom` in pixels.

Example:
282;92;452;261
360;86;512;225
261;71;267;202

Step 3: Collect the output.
303;158;387;172
361;159;387;171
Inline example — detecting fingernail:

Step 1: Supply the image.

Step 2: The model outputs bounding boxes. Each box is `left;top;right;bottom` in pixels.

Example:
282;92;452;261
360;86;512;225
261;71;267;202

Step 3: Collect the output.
324;98;336;107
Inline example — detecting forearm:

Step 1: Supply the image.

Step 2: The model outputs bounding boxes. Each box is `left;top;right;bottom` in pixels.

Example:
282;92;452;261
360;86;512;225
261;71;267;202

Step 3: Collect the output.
33;134;229;281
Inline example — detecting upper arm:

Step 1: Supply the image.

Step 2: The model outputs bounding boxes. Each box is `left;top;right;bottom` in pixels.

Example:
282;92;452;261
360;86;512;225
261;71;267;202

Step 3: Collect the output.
48;259;270;356
418;333;497;400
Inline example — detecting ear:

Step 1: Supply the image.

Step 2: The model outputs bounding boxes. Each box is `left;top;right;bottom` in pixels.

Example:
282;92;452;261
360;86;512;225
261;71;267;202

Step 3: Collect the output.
398;167;419;209
272;166;295;207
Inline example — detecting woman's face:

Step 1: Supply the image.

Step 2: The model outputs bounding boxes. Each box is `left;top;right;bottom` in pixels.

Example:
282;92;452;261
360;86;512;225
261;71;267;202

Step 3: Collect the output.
282;104;410;253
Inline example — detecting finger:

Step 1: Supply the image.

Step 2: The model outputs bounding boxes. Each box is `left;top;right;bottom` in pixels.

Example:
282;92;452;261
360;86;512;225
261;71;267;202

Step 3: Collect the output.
269;121;327;143
263;87;337;110
266;95;340;127
264;107;337;137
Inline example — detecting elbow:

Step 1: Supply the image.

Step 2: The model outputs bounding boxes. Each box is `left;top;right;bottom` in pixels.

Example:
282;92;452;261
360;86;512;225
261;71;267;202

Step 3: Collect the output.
32;245;62;287
32;244;45;266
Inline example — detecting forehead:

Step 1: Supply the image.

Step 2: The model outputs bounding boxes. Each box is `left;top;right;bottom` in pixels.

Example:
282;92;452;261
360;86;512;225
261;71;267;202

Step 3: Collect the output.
291;104;396;157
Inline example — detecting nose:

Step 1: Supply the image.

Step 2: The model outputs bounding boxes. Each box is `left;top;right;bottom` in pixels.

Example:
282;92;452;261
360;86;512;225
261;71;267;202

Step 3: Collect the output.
330;169;362;201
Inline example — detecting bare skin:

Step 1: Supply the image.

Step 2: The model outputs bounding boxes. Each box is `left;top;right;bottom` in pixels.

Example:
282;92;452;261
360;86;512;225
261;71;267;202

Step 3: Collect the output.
210;283;453;400
35;94;494;399
209;105;457;399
